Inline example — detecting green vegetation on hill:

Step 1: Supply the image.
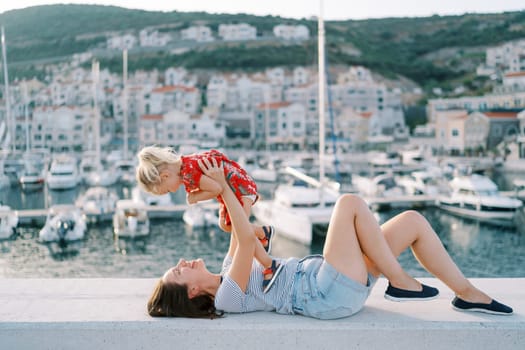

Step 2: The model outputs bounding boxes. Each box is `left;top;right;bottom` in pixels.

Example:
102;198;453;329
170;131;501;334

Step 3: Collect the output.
1;4;524;94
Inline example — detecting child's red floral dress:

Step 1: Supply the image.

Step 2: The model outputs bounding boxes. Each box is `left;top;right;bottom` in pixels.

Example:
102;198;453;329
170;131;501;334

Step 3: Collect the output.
180;150;258;224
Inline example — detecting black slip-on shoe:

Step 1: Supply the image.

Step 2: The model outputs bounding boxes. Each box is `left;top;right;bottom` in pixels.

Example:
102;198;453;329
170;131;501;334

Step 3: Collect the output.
384;282;439;302
452;297;513;315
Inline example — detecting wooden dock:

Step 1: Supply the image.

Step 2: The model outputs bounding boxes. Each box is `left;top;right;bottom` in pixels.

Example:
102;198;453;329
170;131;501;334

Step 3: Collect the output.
363;194;437;211
15;204;191;226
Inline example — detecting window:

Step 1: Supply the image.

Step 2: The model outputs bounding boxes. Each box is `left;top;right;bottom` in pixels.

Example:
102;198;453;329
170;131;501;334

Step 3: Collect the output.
451;129;459;137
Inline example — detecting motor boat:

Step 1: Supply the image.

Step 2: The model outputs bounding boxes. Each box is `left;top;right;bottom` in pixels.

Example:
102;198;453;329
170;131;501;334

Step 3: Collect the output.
0;203;18;239
113;199;150;238
182;201;219;228
39;205;87;244
19;164;45;191
437;174;523;222
115;158;136;185
75;186;119;222
252;167;339;245
352;172;405;198
396;170;446;196
46;155;80;190
131;186;173;206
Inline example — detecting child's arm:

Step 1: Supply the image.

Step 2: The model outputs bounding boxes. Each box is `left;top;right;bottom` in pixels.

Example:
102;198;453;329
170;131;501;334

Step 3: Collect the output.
186;174;223;204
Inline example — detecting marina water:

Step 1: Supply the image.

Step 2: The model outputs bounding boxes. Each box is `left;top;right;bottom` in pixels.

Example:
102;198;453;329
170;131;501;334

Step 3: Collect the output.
1;173;524;278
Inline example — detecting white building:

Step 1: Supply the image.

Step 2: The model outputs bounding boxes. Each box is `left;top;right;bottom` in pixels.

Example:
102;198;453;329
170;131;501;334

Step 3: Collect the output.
503;71;525;89
485;39;525;73
218;23;257;41
147;85;200;115
139;110;226;147
427;91;525;122
253;102;306;150
206;73;270;113
139;29;171;47
107;34;137;50
31;105;92;152
164;67;197;87
180;26;214;42
273;24;309;40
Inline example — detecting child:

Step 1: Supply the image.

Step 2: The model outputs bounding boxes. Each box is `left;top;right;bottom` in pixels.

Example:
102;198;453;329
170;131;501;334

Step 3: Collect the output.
136;145;281;292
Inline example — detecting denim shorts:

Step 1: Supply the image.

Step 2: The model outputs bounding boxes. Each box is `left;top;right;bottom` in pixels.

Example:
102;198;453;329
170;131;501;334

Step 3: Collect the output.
291;255;377;320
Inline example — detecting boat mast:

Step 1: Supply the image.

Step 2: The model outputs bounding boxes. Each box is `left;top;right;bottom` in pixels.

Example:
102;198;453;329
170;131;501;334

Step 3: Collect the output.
92;60;101;171
22;81;30;155
122;49;128;160
1;26;13;152
318;0;326;205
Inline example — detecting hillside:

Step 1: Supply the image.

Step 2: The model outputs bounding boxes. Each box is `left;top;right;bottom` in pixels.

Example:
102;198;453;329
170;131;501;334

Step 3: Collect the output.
1;4;524;96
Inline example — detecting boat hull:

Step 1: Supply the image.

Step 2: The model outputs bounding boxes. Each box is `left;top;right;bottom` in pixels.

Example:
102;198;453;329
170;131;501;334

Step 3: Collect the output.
253;200;333;245
438;201;518;221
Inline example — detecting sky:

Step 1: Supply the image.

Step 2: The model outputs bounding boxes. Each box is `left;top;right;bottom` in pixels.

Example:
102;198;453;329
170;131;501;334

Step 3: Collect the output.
0;0;524;20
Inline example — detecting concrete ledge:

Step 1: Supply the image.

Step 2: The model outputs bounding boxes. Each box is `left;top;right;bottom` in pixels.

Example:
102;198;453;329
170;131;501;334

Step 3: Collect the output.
1;278;523;350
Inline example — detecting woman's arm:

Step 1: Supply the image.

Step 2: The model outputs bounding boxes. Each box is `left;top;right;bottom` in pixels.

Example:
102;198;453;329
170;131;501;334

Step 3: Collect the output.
198;158;256;292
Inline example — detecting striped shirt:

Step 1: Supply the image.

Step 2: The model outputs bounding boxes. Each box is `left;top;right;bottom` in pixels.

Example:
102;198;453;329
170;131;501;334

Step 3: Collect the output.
215;255;300;315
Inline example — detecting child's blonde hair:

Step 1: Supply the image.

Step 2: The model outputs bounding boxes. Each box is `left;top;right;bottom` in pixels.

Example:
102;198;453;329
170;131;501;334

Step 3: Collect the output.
136;145;178;194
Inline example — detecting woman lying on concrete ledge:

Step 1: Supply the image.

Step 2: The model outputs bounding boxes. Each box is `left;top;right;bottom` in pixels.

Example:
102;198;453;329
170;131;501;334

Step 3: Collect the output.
147;157;513;319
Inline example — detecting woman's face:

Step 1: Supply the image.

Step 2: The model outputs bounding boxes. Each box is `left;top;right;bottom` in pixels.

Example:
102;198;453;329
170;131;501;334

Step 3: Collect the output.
162;258;208;289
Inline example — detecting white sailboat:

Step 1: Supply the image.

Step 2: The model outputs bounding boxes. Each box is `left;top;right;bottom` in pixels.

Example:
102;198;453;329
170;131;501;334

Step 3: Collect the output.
113;199;150;238
0;122;10;189
0;202;18;239
46;154;80;190
75;186;119;223
252;3;339;245
0;27;12;189
115;49;137;185
83;60;118;187
18;82;46;191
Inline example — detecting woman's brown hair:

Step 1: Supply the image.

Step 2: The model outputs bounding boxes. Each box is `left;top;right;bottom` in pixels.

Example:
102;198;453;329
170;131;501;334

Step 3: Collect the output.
147;279;223;319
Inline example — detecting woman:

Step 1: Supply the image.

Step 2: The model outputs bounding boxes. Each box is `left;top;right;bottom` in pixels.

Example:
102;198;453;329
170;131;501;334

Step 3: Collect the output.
147;157;513;319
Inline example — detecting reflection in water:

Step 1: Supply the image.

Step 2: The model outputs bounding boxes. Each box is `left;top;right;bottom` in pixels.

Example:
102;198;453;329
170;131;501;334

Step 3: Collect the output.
45;240;82;261
439;214;480;249
0;179;524;278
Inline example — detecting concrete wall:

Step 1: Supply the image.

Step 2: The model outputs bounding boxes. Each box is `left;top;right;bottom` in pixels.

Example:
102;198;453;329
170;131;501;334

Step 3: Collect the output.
1;278;523;350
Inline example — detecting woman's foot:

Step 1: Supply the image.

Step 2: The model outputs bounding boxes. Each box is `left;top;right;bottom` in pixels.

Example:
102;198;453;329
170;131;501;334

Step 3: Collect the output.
262;259;283;293
384;282;439;302
451;297;513;315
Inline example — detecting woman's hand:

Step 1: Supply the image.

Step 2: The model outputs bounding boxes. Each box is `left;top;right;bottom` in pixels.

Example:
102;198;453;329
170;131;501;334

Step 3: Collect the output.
197;157;227;189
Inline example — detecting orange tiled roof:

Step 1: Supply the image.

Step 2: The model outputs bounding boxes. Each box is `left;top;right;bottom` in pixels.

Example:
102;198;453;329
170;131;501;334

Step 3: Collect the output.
141;114;163;121
257;101;292;109
483;111;518;118
504;71;525;78
152;85;197;93
359;111;373;118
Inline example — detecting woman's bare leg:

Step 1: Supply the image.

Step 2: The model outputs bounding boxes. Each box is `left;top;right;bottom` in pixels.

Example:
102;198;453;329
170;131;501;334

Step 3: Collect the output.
323;194;419;290
379;210;491;303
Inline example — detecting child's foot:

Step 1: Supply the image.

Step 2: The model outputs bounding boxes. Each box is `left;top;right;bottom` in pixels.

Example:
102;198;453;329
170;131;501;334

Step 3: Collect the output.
260;226;275;254
262;259;283;293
